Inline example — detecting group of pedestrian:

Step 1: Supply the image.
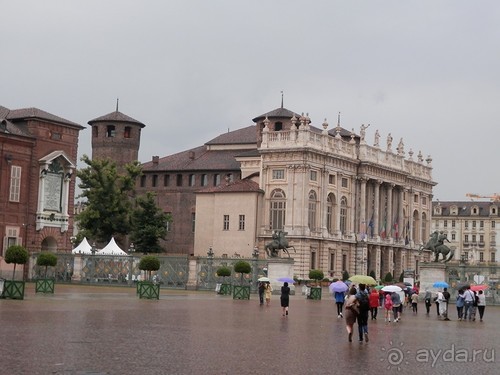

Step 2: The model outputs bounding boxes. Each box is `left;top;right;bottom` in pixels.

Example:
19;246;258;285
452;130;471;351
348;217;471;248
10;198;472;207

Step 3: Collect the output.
456;286;486;322
341;284;371;343
258;281;291;317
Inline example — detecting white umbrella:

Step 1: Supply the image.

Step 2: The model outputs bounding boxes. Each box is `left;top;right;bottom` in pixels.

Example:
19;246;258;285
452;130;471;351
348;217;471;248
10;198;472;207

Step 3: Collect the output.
258;277;270;282
381;285;402;293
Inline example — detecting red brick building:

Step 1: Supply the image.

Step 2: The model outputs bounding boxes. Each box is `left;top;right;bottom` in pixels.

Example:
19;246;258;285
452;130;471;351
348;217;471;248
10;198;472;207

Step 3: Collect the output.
0;106;83;273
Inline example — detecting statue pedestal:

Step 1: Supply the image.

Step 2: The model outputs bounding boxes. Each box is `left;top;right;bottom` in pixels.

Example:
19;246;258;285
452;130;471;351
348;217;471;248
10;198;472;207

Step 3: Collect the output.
419;262;446;292
267;258;295;294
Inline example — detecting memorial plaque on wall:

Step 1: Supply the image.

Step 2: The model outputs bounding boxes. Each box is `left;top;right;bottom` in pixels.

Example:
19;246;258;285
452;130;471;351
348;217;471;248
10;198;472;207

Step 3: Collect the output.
44;173;62;212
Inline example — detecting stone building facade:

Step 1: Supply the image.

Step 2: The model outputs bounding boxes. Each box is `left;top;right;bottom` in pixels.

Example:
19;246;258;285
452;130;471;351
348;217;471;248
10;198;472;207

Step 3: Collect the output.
431;200;499;265
0;105;83;276
140;105;436;281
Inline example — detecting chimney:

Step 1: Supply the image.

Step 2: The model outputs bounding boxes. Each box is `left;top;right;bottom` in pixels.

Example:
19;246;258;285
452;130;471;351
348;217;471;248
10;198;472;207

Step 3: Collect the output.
189;151;195;160
152;156;159;165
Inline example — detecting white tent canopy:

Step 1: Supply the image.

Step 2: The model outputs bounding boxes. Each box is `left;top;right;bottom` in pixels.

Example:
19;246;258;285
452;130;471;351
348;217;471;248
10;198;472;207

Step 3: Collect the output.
97;237;128;256
71;237;93;254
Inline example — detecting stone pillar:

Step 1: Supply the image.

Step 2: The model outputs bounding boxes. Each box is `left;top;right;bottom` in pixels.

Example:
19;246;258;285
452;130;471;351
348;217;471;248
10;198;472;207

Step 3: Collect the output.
374;180;381;240
387;184;393;238
359;177;367;238
72;254;83;282
186;257;199;290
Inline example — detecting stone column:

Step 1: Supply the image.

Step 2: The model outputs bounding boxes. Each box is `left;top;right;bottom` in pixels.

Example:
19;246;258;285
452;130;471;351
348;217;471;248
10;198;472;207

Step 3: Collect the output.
387;184;393;240
374;180;381;240
359;177;367;239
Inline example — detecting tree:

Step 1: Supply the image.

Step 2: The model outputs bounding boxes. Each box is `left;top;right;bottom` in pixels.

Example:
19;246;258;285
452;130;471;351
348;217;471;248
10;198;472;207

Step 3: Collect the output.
130;192;172;253
36;252;58;278
76;155;142;244
138;255;161;281
5;245;29;280
309;269;324;285
342;270;350;281
233;261;251;285
384;272;393;283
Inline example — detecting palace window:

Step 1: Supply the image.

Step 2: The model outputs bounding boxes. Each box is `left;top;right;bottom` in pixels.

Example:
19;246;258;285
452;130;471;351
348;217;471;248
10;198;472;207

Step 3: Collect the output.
9;166;21;202
308;190;317;231
310;170;317;182
223;215;230;231
152;175;158;188
270;189;286;230
272;169;285;180
201;174;208;186
239;215;245;231
339;197;348;234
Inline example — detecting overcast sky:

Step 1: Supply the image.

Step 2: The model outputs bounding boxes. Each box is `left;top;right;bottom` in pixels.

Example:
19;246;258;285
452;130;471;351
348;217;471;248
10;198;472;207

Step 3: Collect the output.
1;1;499;201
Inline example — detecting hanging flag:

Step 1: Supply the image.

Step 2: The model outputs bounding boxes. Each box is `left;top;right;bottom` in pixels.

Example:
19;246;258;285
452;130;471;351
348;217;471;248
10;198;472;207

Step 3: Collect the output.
404;220;410;245
380;217;387;239
368;214;374;237
360;220;366;240
393;217;399;239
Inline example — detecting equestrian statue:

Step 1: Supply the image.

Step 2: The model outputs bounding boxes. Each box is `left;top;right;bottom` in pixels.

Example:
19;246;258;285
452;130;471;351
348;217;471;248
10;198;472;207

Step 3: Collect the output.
419;230;454;262
265;230;296;258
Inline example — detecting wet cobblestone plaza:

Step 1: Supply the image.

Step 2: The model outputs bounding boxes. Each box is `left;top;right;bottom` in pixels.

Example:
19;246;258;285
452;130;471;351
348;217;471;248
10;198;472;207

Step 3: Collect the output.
0;284;498;375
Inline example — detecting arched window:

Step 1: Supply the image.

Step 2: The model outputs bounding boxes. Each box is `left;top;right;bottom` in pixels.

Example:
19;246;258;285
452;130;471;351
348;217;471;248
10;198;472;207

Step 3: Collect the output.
340;196;348;234
326;193;335;234
308;190;317;231
412;210;420;243
421;212;427;243
270;189;286;230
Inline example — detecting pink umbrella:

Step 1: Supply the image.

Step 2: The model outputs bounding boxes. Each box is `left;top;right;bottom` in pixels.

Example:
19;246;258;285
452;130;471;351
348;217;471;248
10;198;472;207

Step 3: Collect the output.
470;284;488;292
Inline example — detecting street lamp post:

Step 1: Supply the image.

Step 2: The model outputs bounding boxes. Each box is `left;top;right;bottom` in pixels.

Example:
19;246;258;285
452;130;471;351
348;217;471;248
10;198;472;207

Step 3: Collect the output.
91;242;97;283
252;246;259;293
207;247;214;289
128;243;135;286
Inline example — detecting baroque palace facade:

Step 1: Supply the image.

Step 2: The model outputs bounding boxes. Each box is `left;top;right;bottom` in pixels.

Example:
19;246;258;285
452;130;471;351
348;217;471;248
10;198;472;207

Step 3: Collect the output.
138;106;435;281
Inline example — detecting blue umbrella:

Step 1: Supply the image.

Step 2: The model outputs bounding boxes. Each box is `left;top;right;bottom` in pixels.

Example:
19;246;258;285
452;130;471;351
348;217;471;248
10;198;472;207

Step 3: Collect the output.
433;281;449;288
277;277;295;284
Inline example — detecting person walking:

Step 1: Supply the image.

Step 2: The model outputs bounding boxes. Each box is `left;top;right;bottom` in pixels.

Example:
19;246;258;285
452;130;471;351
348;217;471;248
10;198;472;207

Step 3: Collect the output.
264;282;273;306
384;293;393;322
411;291;419;314
258;282;265;305
463;286;475;320
442;287;451;320
391;291;402;322
280;282;290;316
344;287;359;342
424;289;432;315
456;289;465;321
334;290;345;318
477;290;486;322
436;290;447;319
369;289;379;320
356;284;370;343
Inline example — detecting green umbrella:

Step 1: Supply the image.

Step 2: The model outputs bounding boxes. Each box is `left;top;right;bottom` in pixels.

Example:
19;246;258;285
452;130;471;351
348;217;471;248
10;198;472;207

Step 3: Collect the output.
374;285;384;290
348;275;377;286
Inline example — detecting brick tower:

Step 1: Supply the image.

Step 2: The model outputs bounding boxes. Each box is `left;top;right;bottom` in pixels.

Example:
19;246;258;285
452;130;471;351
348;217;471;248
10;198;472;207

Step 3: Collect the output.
89;104;145;166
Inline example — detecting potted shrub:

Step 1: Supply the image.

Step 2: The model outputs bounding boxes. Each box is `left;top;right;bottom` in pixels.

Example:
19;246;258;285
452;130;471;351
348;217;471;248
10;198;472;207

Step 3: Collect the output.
216;266;232;295
1;245;29;300
35;252;58;294
384;272;393;284
308;269;324;300
137;255;161;300
232;260;251;300
342;270;350;282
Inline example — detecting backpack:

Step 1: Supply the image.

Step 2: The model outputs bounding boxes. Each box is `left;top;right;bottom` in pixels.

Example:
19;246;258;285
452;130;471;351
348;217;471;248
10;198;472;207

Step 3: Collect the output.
357;291;370;311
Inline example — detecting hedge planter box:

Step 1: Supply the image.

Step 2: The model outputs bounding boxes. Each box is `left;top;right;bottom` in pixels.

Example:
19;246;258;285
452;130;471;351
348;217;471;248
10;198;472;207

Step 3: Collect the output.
1;280;25;300
138;281;160;300
218;283;232;295
233;285;250;300
308;286;322;300
35;279;55;294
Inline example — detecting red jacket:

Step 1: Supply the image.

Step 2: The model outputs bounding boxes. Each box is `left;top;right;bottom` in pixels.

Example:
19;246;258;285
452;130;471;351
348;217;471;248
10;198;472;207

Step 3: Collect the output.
369;291;379;308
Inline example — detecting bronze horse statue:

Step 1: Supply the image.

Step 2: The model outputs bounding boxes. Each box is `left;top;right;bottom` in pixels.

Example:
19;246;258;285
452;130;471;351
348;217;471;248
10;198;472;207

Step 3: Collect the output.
265;230;296;258
419;230;454;262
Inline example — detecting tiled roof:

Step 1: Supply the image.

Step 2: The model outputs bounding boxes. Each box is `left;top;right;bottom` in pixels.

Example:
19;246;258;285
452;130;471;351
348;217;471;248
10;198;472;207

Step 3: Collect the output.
432;201;499;217
252;107;301;122
4;106;84;129
88;111;145;128
205;125;256;145
143;146;248;172
196;178;263;194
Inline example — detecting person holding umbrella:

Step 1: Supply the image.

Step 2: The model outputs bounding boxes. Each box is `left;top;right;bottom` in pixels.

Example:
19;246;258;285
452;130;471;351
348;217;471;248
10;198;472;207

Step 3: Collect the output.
280;282;291;316
330;280;348;318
